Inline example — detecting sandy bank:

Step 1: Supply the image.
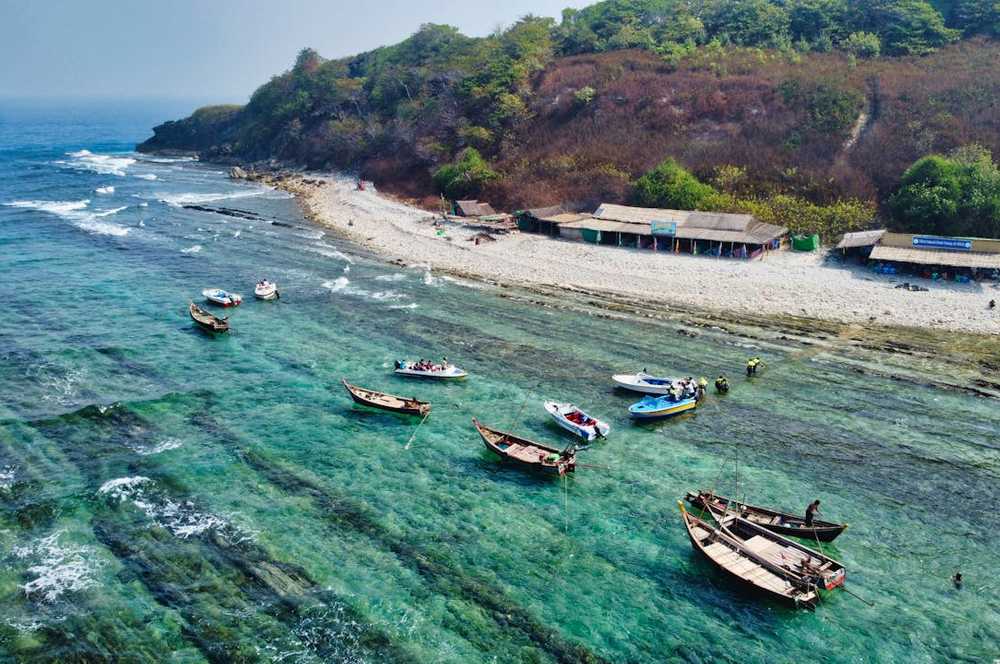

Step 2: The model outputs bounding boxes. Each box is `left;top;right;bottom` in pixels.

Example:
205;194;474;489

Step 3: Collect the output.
276;173;999;336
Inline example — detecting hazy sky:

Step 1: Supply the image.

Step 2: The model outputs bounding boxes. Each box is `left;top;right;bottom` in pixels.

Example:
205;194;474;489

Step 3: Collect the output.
0;0;592;103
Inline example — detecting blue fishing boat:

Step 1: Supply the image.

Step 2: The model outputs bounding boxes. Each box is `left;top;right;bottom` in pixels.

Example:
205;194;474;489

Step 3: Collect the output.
628;394;698;420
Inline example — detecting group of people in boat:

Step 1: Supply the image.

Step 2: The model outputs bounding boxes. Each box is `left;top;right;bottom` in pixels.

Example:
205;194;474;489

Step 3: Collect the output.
668;377;707;402
398;358;450;372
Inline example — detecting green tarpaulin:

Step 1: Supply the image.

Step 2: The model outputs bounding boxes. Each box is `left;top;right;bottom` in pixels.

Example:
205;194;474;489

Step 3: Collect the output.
792;234;820;252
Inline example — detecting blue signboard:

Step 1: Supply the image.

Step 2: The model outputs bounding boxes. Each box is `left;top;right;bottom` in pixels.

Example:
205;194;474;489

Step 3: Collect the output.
651;220;677;237
912;236;972;251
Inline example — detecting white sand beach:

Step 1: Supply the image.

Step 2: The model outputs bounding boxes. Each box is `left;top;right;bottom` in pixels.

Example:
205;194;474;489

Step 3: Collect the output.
284;174;1000;335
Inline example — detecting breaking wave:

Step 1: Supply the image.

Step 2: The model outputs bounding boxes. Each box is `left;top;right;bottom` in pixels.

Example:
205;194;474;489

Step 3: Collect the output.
134;173;158;181
0;465;15;490
375;274;407;283
181;244;202;254
59;149;135;177
5;199;130;237
322;276;350;293
98;476;235;540
13;531;100;602
95;185;115;195
307;242;354;263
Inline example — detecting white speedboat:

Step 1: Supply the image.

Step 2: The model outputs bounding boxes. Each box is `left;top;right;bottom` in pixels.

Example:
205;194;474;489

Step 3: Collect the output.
544;401;610;442
612;372;683;395
255;280;279;300
202;288;243;307
393;360;468;380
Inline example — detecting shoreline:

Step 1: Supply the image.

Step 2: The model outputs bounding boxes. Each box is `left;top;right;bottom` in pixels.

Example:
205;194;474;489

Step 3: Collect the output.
256;172;1000;336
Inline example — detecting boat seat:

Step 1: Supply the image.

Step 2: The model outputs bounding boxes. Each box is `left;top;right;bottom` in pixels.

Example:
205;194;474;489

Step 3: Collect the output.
690;525;712;542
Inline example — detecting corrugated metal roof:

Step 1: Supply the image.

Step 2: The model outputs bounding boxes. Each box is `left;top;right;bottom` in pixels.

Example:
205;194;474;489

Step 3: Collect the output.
869;245;1000;269
674;223;787;244
456;200;496;217
538;212;591;224
836;230;887;249
524;205;566;219
560;219;649;234
593;203;754;231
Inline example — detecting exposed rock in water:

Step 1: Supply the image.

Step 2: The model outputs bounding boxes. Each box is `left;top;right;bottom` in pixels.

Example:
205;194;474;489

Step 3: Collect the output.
229;166;248;180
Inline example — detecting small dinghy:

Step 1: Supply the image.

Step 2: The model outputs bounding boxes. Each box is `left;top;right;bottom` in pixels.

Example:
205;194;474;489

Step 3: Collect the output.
629;394;698;420
394;359;467;380
685;491;848;543
254;280;279;300
679;503;822;609
202;288;243;307
189;302;229;333
544;401;609;442
342;379;430;416
612;371;683;395
473;418;576;476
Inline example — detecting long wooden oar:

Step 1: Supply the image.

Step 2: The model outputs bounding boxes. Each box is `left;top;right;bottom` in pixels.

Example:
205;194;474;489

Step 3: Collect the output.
841;586;875;607
405;412;431;449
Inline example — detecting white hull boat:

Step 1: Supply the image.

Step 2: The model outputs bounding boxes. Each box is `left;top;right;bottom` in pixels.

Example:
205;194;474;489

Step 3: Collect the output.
202;288;243;307
394;361;468;380
612;372;682;395
255;281;279;300
544;401;609;442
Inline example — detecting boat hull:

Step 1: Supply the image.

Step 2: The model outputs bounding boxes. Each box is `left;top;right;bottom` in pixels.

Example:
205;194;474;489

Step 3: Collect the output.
685;492;847;543
202;289;242;307
612;373;681;395
629;397;697;420
473;418;575;476
394;367;467;380
544;402;609;442
343;380;430;417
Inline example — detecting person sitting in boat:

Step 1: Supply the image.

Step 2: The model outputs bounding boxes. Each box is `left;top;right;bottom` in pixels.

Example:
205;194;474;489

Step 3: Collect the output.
805;499;821;527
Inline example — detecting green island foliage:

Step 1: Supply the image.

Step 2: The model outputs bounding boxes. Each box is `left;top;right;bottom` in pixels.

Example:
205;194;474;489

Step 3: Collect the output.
138;0;1000;237
634;158;874;239
890;145;1000;237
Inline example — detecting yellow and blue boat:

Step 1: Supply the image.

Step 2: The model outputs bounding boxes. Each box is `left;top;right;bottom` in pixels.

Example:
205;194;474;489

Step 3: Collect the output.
628;395;698;420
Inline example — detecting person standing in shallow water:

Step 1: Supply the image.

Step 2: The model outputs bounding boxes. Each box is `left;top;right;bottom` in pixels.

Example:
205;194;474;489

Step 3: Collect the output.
805;499;821;527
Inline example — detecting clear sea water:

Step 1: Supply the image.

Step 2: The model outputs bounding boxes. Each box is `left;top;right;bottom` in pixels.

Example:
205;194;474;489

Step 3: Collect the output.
0;100;997;663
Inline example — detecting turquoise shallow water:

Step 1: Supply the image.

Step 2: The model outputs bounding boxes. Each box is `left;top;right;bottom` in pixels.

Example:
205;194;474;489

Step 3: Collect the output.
0;101;998;662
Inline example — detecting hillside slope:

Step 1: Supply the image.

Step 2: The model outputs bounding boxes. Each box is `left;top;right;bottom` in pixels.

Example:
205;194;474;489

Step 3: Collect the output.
138;1;1000;233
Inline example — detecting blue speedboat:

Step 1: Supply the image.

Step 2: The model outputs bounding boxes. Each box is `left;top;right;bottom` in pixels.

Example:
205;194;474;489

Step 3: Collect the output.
629;395;698;420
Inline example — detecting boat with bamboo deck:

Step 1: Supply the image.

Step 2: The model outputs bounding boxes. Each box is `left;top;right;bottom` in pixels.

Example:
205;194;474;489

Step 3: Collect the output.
342;379;430;416
189;302;229;333
713;508;847;593
685;490;848;542
472;418;576;476
679;503;822;608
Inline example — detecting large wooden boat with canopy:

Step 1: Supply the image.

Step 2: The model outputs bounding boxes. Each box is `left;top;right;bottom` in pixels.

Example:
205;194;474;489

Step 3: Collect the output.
189;302;229;333
472;418;576;476
342;379;430;416
679;503;824;608
685;490;848;542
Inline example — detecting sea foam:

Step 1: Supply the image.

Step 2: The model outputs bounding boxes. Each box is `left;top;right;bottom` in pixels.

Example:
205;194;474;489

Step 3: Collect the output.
61;149;136;177
14;531;100;602
5;199;130;237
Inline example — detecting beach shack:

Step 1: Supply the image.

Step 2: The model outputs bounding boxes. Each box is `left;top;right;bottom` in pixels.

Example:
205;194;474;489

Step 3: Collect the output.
554;204;788;259
836;230;1000;281
517;206;590;237
454;200;497;217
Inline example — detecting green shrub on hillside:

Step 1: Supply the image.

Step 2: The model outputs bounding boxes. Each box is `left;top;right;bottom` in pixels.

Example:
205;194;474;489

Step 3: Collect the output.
633;158;720;209
843;31;883;57
891;145;1000;236
433;148;499;200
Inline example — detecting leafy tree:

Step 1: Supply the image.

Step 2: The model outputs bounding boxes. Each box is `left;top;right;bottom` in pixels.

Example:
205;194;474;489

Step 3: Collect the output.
948;0;1000;35
704;0;792;47
890;147;1000;236
843;31;883;57
633;158;719;209
849;0;959;55
433;148;499;199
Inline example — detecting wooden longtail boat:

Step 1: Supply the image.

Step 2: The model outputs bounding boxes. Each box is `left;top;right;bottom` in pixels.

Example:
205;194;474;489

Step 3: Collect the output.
714;510;847;593
342;379;430;416
685;491;848;542
189;302;229;333
472;418;576;476
679;502;820;608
